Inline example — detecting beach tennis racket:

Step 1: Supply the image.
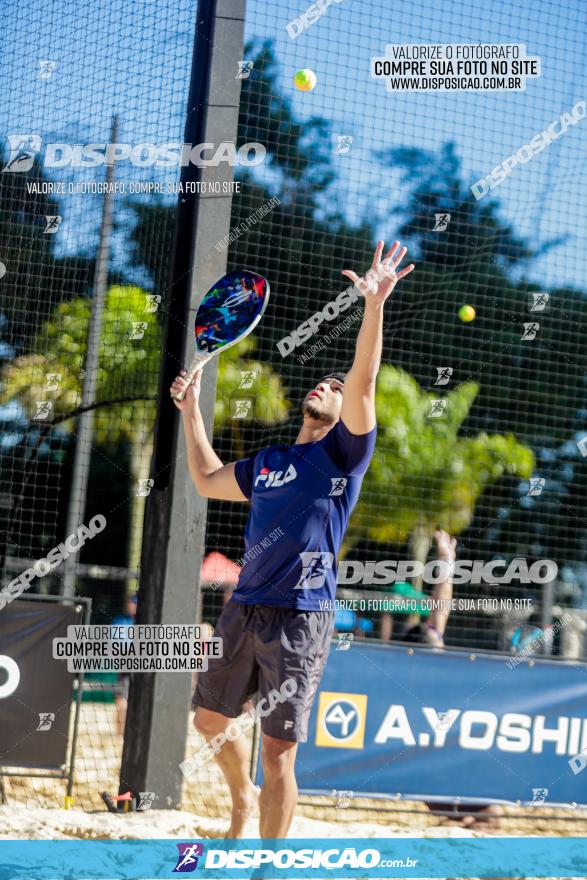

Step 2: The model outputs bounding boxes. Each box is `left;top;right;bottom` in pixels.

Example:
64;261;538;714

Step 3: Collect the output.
172;269;270;401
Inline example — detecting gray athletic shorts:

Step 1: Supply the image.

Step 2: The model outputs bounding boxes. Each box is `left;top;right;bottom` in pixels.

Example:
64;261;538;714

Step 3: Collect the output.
192;600;334;743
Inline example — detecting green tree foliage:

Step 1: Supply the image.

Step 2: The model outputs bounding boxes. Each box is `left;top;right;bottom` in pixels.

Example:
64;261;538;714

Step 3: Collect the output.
125;43;546;576
17;40;575;590
1;286;162;576
1;286;161;445
379;142;585;448
125;40;377;438
1;288;288;574
375;142;587;580
214;338;290;426
347;367;534;563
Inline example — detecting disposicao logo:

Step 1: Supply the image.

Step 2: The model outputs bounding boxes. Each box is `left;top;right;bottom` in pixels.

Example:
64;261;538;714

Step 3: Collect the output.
173;843;204;872
2;135;266;171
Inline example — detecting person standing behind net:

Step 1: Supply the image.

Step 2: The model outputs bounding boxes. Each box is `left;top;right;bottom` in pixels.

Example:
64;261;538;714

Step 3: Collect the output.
402;530;503;827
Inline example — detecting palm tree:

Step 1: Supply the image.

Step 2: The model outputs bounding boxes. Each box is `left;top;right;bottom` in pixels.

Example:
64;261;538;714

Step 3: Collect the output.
1;288;289;588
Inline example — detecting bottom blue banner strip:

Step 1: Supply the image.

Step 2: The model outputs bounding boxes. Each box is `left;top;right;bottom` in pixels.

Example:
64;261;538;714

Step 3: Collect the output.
1;837;586;879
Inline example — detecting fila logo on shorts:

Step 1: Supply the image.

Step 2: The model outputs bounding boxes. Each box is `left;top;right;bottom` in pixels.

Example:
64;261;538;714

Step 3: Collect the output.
254;463;297;489
294;551;334;589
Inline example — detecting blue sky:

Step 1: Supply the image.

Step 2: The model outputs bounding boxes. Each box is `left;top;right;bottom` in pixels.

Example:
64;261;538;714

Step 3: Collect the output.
255;0;587;289
2;0;586;289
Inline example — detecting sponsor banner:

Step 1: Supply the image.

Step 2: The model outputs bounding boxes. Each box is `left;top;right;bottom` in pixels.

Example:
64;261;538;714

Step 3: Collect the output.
265;642;587;806
0;838;586;878
0;599;81;769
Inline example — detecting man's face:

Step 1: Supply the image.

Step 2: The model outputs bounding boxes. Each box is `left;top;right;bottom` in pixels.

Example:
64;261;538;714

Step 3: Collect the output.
301;377;344;424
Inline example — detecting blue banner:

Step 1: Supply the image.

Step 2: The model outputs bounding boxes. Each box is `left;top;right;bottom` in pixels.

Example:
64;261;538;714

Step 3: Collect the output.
1;838;587;879
256;643;587;807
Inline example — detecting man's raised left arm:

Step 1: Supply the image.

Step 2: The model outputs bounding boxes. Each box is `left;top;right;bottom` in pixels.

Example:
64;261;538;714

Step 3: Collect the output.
340;240;414;434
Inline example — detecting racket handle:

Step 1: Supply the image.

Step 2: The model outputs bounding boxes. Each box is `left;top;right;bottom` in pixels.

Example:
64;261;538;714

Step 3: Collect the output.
172;352;209;401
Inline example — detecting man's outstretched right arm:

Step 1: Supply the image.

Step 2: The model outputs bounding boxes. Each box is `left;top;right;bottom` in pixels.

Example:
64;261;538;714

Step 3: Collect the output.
171;370;248;502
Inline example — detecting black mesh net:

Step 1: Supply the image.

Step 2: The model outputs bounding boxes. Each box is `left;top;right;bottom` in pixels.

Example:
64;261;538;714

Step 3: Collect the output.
0;0;194;815
1;0;586;835
204;2;587;658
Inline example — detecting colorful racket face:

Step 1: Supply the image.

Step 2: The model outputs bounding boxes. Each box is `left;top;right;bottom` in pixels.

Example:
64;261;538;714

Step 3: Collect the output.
194;270;269;354
172;269;270;401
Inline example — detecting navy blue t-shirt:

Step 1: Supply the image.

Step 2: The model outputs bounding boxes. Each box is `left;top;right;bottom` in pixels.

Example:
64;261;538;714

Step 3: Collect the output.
233;419;376;610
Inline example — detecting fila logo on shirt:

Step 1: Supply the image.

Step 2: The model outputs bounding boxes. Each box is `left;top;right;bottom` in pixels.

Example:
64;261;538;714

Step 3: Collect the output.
254;464;297;489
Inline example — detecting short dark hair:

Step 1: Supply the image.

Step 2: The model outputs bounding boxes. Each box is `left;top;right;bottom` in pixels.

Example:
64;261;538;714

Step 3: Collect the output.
319;372;347;385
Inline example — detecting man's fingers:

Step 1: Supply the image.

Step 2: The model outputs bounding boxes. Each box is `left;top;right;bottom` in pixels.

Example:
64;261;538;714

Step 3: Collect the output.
170;375;189;397
170;369;202;400
395;263;415;281
371;240;384;270
343;246;413;291
383;240;400;263
392;246;408;268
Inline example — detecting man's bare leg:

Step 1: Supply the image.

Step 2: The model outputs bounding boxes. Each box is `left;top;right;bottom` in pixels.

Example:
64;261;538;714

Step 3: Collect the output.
194;707;259;838
259;734;298;839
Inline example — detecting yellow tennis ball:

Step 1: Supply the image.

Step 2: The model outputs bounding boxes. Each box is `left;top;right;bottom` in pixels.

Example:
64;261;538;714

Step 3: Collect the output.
458;305;476;322
294;69;317;92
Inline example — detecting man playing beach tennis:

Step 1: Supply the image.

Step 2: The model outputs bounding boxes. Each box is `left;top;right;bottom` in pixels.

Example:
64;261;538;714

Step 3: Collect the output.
171;241;414;838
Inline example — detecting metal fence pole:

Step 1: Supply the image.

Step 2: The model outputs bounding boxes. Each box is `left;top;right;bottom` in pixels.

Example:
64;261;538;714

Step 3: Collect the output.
119;0;246;807
62;114;118;597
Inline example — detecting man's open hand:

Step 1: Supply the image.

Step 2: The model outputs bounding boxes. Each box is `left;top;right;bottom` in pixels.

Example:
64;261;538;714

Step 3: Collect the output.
341;240;414;305
434;529;457;563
